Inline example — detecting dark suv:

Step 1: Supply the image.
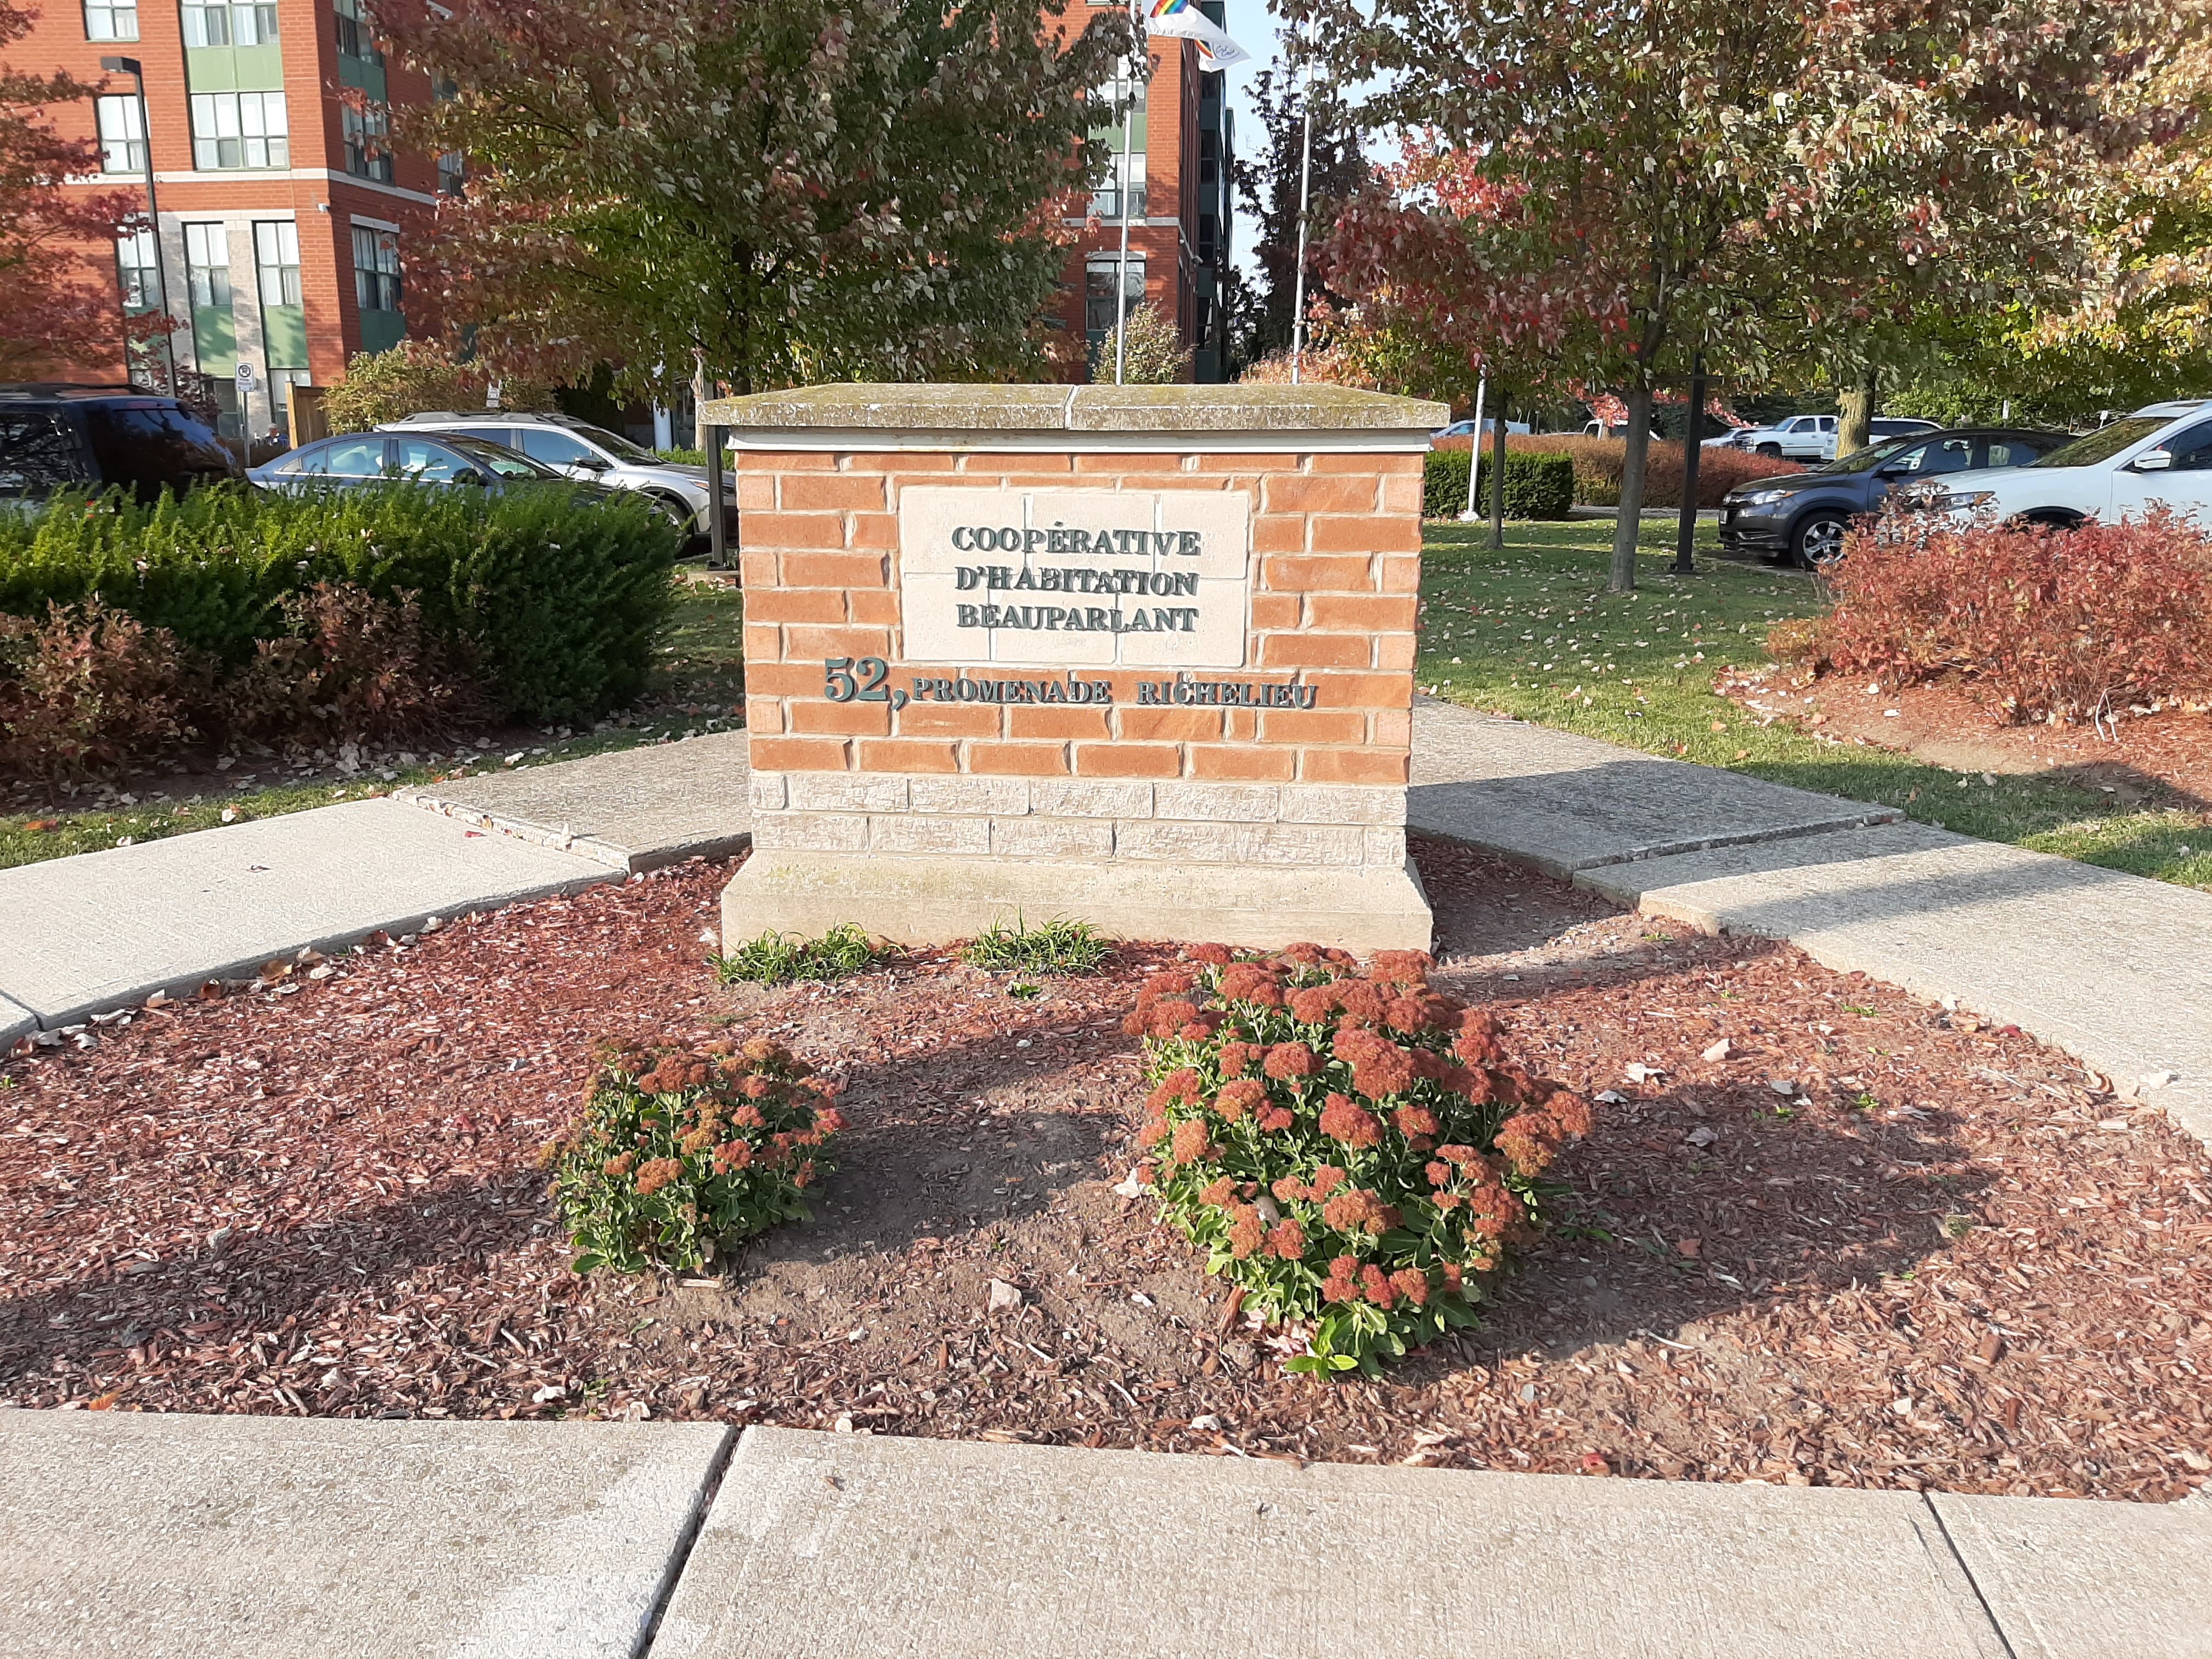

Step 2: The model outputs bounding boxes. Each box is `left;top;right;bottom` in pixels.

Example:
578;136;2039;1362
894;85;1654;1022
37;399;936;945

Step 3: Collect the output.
0;384;242;504
1719;426;2072;566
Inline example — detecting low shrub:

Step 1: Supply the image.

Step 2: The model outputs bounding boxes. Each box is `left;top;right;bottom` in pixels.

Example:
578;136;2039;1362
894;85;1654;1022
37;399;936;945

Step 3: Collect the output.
1511;436;1802;509
716;923;881;986
1814;508;2212;724
320;340;555;434
0;596;198;782
1421;446;1576;520
545;1036;846;1273
961;916;1111;974
230;582;491;748
0;482;678;733
1126;944;1593;1375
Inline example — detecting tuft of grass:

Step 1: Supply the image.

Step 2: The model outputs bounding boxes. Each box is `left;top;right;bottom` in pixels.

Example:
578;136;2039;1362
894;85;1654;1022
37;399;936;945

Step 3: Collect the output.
960;916;1111;974
714;923;880;986
1418;518;2212;891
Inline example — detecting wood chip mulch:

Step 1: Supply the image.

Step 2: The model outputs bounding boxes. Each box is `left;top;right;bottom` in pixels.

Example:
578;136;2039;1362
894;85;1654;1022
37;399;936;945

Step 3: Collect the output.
3;842;2208;1503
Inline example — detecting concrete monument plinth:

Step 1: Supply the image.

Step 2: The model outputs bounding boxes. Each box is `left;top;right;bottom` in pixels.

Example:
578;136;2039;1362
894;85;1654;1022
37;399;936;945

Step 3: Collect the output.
707;383;1448;952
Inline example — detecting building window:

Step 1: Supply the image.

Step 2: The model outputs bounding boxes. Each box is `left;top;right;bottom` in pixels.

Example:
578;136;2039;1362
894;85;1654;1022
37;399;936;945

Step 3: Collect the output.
341;103;393;182
353;225;400;312
95;94;145;173
334;0;381;64
190;91;289;168
253;219;301;308
184;222;232;312
182;0;278;47
437;150;464;195
1085;253;1144;347
1088;62;1147;219
84;0;137;39
116;228;160;311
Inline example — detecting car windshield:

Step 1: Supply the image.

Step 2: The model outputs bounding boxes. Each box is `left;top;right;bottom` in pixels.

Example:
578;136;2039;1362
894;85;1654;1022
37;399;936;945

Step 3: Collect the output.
1818;436;1917;475
444;434;558;478
566;422;661;464
2032;416;2171;468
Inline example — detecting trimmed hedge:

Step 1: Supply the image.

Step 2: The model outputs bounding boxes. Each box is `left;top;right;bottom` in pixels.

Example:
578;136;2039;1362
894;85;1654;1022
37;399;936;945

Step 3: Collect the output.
0;483;679;721
1421;448;1576;521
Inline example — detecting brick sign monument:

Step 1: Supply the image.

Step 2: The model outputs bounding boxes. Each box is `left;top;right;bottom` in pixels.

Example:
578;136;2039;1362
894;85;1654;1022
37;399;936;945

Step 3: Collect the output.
704;383;1448;951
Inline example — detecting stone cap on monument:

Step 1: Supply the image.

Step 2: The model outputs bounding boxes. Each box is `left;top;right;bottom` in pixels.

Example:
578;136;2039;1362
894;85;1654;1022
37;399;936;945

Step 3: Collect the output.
701;383;1451;444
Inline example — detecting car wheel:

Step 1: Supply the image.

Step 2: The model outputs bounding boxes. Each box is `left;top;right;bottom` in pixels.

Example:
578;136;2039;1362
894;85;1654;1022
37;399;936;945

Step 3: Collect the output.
2015;509;2084;533
1756;442;1782;458
1791;511;1850;569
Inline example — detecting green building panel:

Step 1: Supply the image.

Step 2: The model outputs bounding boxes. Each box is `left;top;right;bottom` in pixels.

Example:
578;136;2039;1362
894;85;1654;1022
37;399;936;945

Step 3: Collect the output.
183;43;284;92
261;304;307;371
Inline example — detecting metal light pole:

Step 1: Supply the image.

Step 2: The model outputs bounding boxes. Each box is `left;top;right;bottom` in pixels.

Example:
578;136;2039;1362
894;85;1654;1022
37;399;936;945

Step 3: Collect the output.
1287;20;1316;384
1672;353;1706;576
101;55;176;393
1459;368;1486;519
1110;0;1148;386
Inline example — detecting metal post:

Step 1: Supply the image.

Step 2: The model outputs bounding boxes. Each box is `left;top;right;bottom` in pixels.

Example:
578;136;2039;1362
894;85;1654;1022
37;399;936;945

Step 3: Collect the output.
1458;369;1486;520
705;425;728;570
1288;22;1315;384
1487;387;1507;550
1672;354;1706;575
1111;0;1144;386
103;56;176;393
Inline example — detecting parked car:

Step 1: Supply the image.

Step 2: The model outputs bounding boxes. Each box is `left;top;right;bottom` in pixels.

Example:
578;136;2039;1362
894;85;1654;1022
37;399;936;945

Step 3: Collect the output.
381;411;736;554
1901;399;2212;529
1580;419;1629;439
0;383;241;503
1720;427;2072;566
1433;417;1531;441
1735;414;1942;464
249;431;642;517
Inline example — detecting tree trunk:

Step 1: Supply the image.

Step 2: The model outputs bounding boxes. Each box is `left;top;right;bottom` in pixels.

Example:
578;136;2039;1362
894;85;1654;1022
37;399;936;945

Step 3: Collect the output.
1609;382;1655;592
1487;390;1509;551
1837;361;1878;456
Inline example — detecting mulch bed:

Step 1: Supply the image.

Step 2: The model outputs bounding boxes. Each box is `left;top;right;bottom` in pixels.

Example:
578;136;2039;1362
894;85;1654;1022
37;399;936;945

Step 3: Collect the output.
3;842;2208;1502
1724;663;2212;809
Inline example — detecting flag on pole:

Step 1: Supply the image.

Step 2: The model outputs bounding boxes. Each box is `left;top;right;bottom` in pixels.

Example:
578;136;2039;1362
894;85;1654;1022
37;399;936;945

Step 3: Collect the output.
1145;0;1249;70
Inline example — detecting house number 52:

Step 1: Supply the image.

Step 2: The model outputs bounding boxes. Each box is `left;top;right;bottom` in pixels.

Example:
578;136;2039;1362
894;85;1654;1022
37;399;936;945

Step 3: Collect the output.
822;657;907;709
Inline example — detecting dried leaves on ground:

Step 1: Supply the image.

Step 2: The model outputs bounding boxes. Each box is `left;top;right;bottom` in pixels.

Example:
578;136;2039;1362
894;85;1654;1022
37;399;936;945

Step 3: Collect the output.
3;844;2207;1502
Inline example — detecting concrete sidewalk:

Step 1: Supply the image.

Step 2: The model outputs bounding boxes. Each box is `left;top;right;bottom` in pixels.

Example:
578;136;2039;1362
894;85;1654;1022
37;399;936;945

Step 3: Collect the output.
1407;702;2212;1146
3;1415;2204;1658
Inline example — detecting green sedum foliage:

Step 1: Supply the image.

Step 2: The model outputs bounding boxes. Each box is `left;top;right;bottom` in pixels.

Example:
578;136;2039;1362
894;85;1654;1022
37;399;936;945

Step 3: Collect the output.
546;1036;846;1274
1128;945;1593;1376
0;484;678;721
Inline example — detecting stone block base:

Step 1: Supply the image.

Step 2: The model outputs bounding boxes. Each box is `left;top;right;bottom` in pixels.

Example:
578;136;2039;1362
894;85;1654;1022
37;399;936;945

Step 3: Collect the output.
721;853;1433;954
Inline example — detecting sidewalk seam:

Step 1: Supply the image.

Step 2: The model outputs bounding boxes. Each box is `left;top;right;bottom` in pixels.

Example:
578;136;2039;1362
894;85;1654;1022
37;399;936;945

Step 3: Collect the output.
633;1423;741;1659
1922;1494;2021;1659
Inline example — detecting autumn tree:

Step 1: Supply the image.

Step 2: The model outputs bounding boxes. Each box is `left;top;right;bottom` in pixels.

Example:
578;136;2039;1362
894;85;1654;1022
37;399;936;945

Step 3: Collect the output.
372;0;1127;405
1312;0;2183;589
1228;55;1369;368
0;0;144;378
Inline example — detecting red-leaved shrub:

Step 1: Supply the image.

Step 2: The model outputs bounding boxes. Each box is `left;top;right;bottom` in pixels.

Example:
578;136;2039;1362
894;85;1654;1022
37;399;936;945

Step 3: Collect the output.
1126;944;1593;1376
1815;508;2212;724
0;597;198;782
230;582;490;748
1511;436;1803;508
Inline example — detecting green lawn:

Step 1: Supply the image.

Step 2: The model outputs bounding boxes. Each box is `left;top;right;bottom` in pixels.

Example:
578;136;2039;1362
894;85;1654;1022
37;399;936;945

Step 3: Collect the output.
1418;518;2212;891
0;575;743;872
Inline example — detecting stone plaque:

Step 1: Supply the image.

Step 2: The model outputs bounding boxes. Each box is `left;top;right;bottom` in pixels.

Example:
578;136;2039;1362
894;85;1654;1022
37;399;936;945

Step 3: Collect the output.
898;487;1250;669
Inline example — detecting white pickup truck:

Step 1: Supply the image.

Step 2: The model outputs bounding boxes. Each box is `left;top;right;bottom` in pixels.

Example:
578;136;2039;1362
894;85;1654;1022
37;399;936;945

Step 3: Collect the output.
1737;414;1940;462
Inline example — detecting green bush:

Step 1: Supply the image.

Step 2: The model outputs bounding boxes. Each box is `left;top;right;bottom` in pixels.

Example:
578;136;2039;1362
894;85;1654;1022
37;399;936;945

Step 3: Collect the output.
961;916;1111;974
545;1036;845;1273
1126;944;1593;1375
1421;449;1576;520
0;483;678;723
716;923;881;986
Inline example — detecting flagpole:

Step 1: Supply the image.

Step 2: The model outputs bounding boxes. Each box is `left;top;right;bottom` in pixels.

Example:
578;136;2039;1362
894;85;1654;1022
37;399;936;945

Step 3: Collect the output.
1288;16;1315;385
1113;0;1144;385
1459;368;1487;519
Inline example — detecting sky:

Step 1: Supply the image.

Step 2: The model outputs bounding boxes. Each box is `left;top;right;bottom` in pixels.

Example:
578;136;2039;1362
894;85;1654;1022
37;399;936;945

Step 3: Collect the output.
1215;2;1282;288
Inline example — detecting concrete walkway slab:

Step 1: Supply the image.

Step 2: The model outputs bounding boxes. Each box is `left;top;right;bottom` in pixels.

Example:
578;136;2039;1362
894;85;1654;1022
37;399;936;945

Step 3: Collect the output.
398;733;752;872
1575;823;2212;1144
1409;702;1900;877
0;1409;732;1659
0;799;613;1027
1931;1490;2212;1658
653;1426;2007;1659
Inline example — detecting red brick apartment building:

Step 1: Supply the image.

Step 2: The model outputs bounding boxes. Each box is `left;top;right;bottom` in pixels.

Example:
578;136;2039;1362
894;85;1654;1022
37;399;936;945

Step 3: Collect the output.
25;0;1235;437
